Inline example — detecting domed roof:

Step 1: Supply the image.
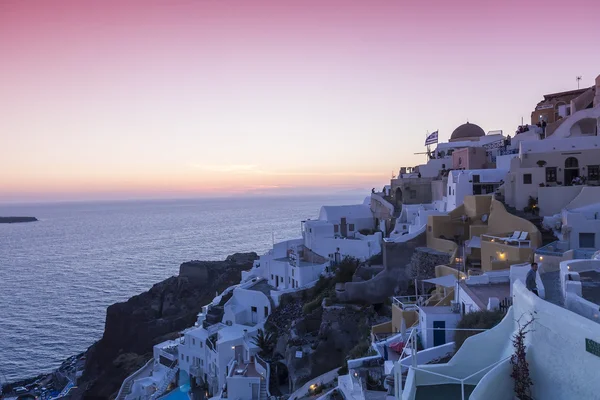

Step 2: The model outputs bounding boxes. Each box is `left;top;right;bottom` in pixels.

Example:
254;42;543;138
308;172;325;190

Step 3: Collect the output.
450;122;485;141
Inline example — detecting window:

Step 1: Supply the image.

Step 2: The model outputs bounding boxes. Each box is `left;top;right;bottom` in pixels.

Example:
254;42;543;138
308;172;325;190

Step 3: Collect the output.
565;157;579;168
588;165;600;181
200;341;203;348
545;167;557;183
187;356;189;362
349;223;355;231
264;306;269;318
458;157;463;166
472;175;480;183
288;277;291;283
448;186;451;195
579;233;596;248
182;354;184;360
523;174;532;184
192;339;195;345
271;274;274;280
280;276;283;283
201;359;204;366
334;225;339;233
251;306;257;312
292;269;295;276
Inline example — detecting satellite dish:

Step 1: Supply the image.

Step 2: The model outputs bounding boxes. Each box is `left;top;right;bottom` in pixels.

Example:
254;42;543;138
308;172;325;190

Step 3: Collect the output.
481;214;488;222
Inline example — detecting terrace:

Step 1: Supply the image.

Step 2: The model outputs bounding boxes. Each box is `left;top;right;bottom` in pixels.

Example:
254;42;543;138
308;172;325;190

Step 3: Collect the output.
536;240;597;259
480;231;533;248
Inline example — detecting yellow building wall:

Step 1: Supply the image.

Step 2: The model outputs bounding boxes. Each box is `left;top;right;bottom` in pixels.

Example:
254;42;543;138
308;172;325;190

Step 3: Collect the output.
487;199;542;249
481;241;534;272
391;304;419;332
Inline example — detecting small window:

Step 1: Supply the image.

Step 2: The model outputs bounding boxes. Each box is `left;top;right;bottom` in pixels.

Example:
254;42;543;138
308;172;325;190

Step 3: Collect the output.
292;269;295;276
200;341;203;348
448;186;451;195
428;225;432;232
458;157;463;166
181;354;184;360
187;356;189;362
349;223;355;231
545;167;557;183
264;306;269;318
251;306;257;312
588;165;600;181
309;228;312;233
334;225;339;233
523;174;532;184
579;233;596;248
280;276;284;283
201;359;204;366
472;175;480;183
192;339;195;345
288;277;291;283
271;274;274;280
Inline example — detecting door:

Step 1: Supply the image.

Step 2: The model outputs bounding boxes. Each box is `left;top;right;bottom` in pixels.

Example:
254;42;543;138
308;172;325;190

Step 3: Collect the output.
251;306;258;324
433;320;446;347
252;383;259;399
340;217;348;237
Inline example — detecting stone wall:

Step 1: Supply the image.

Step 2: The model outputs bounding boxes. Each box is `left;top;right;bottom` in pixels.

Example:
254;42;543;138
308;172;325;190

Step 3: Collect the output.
336;233;426;304
407;247;451;281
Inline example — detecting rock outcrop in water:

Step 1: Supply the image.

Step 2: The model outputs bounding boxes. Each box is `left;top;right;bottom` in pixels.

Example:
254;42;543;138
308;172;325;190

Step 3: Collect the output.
77;252;258;400
0;216;38;223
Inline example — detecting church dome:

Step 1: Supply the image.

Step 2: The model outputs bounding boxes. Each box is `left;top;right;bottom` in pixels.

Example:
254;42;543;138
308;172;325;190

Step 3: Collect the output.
450;122;485;141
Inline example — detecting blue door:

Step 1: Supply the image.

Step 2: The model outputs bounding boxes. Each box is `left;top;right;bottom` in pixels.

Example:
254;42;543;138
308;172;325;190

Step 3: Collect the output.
433;320;446;347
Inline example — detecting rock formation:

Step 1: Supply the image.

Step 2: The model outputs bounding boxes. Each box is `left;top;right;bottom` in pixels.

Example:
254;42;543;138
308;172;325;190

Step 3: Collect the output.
78;253;257;399
0;216;38;223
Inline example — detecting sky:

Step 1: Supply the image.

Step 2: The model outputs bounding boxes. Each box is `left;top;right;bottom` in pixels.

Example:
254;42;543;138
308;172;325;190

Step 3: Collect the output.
1;0;600;202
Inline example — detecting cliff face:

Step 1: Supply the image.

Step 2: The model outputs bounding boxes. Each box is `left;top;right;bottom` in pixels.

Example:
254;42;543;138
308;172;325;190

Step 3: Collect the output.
79;253;257;400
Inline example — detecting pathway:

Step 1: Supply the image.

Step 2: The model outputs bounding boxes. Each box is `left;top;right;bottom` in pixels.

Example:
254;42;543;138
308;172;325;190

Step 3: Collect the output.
541;270;563;307
288;368;340;400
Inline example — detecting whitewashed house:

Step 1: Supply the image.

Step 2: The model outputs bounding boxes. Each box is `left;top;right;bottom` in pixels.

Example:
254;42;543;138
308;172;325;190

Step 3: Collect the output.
223;279;273;327
445;169;507;211
224;337;270;400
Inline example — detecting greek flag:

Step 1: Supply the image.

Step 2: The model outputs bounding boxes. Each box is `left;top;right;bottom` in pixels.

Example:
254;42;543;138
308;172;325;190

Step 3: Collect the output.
425;131;438;146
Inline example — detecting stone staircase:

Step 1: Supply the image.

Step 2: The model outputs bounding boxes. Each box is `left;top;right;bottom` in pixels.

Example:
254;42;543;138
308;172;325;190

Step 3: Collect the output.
259;380;268;400
116;380;133;400
150;366;179;400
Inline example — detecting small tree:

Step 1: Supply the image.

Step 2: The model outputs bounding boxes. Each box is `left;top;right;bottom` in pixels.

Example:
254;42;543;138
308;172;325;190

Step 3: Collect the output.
510;315;535;400
252;329;276;357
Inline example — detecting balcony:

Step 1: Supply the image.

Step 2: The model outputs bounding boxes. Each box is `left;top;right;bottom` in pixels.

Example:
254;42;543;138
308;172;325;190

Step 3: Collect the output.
536;240;597;259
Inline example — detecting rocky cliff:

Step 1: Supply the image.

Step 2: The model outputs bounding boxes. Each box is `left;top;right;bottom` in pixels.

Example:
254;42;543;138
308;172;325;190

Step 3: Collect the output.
79;253;257;400
0;216;38;223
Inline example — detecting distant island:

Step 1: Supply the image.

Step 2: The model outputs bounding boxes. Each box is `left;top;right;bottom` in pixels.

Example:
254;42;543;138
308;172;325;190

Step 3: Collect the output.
0;216;38;224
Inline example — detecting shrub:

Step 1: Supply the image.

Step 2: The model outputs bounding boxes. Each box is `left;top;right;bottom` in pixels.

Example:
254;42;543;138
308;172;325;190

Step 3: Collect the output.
346;341;371;360
334;256;360;283
337;365;348;375
302;298;321;314
454;310;505;352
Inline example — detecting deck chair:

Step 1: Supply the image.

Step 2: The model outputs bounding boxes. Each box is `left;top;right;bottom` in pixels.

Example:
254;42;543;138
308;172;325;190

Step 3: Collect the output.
505;231;521;240
518;231;529;241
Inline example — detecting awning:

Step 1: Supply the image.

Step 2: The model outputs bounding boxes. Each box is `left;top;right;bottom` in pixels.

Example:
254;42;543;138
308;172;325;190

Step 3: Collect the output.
467;236;481;248
423;274;458;288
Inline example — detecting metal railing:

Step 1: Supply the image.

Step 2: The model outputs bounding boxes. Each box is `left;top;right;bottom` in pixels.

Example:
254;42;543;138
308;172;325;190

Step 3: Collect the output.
116;358;154;400
392;294;432;310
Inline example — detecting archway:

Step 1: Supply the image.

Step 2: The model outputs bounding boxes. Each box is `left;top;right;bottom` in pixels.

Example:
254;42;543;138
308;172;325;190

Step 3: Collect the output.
564;157;579;185
395;187;403;205
569;117;598;136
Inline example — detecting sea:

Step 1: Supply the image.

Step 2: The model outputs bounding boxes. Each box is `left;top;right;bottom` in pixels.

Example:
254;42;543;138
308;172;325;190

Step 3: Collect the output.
0;195;365;383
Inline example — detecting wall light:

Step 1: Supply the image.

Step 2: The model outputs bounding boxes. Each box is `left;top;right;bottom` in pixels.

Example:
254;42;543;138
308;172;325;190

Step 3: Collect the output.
539;256;544;261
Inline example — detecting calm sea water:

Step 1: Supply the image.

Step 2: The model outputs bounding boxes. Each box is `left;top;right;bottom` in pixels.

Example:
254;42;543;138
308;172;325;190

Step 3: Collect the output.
0;195;364;382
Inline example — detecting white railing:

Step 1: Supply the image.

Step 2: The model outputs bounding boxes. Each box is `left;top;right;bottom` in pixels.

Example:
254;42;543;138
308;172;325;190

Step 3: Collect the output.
116;358;153;400
392;294;432;310
149;365;179;400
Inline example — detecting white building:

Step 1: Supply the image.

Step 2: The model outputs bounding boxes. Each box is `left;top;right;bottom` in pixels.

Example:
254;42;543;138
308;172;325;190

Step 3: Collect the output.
223;279;274;327
503;124;600;213
388;204;446;243
178;321;261;396
559;259;600;323
225;337;270;400
397;279;600;400
445;169;507;211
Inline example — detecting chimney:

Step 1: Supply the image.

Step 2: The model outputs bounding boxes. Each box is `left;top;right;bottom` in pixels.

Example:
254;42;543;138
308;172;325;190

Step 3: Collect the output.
594;74;600;107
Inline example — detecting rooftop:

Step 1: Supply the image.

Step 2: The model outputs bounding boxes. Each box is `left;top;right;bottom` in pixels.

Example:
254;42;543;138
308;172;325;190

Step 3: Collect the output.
460;282;510;310
541;88;590;102
246;280;275;296
418;305;454;315
579;270;600;306
230;361;262;378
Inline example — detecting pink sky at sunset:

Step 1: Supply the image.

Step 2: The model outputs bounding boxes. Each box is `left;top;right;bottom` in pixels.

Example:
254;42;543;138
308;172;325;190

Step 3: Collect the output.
1;0;599;202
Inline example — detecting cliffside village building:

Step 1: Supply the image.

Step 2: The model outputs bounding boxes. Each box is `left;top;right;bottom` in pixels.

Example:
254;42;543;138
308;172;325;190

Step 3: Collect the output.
118;74;600;400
